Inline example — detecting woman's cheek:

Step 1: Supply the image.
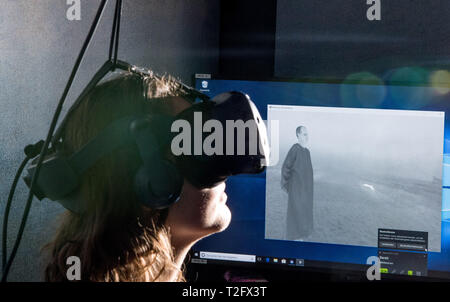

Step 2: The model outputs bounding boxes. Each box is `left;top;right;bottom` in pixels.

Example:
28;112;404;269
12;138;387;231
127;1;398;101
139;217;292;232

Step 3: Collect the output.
193;192;225;228
186;192;230;231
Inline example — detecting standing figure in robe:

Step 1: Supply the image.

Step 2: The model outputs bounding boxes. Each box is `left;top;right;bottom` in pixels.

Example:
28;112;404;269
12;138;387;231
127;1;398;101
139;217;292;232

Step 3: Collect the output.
281;126;314;241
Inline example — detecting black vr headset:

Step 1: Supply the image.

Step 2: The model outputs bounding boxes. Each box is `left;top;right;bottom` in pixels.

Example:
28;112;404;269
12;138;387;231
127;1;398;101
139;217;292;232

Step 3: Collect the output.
23;65;269;213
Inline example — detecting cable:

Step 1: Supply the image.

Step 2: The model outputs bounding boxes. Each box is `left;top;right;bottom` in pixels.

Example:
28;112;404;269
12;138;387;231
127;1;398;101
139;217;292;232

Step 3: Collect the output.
2;157;31;272
108;0;120;61
2;141;44;272
113;0;122;67
1;0;108;282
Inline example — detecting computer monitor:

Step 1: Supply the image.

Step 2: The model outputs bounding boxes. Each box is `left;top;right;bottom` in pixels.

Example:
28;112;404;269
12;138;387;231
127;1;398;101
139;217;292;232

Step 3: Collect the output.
190;74;450;280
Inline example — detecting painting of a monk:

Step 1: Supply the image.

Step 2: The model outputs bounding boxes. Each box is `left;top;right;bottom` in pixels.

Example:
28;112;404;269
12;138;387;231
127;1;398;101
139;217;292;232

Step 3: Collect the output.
281;126;314;241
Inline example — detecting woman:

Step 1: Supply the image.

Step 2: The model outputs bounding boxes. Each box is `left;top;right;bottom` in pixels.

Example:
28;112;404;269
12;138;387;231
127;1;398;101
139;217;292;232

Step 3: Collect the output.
44;72;231;281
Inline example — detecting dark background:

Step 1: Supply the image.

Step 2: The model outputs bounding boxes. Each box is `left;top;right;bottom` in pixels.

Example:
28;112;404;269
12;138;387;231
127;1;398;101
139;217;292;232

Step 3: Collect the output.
220;0;450;81
1;0;450;281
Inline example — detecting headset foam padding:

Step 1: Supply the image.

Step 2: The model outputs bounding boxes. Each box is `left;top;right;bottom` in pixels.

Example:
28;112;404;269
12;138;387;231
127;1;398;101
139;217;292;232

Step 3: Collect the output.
130;116;183;209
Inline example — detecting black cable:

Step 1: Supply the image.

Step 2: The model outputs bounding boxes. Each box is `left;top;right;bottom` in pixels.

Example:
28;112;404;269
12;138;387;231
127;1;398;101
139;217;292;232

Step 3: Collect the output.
113;0;122;67
2;157;31;272
2;141;44;272
2;140;44;272
108;0;120;61
1;0;108;282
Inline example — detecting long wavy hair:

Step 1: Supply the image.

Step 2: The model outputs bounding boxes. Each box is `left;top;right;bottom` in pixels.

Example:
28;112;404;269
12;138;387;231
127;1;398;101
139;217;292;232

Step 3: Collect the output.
44;71;193;281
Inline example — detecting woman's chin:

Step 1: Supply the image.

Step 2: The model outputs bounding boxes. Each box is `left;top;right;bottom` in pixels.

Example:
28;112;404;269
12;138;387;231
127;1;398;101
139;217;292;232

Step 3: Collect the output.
211;204;232;233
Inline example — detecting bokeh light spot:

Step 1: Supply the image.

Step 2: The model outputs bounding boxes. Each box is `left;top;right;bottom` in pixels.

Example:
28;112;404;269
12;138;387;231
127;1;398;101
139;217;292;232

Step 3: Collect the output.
340;72;386;108
430;70;450;95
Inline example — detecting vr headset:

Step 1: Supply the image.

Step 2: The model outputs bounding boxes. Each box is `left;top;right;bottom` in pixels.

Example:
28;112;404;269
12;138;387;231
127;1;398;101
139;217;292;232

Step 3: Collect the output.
23;61;269;213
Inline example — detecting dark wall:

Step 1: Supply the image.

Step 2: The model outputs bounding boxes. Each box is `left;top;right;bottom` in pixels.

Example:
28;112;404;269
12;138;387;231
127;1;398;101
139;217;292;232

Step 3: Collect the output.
218;0;450;81
275;0;450;80
219;0;277;79
0;0;220;281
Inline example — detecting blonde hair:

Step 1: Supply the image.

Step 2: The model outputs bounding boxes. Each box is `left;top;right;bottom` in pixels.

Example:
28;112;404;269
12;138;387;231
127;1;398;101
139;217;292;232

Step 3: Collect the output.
44;72;191;281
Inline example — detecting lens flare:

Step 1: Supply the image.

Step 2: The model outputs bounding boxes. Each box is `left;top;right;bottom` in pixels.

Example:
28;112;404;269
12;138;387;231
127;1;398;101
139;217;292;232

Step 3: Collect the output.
388;67;429;85
430;70;450;95
340;72;386;108
387;67;431;109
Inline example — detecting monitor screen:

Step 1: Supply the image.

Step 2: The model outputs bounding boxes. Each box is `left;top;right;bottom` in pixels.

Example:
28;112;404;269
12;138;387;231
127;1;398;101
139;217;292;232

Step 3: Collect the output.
190;75;450;279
